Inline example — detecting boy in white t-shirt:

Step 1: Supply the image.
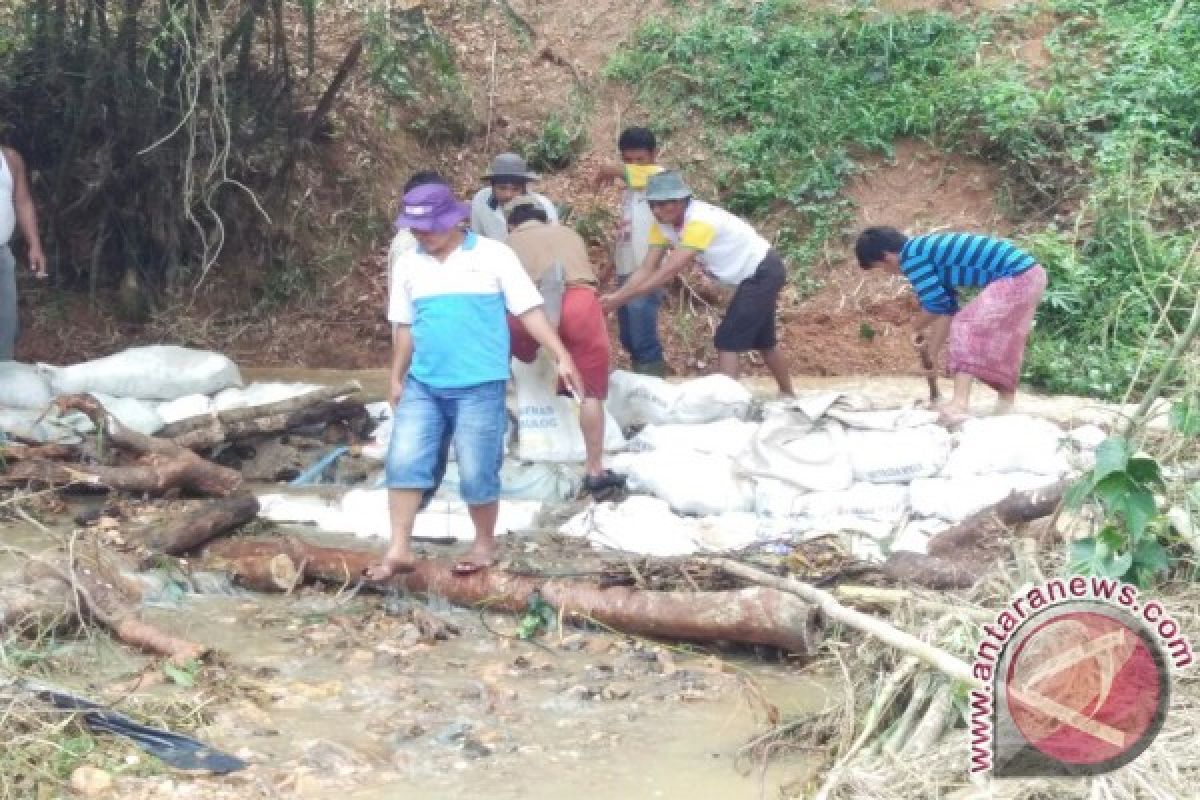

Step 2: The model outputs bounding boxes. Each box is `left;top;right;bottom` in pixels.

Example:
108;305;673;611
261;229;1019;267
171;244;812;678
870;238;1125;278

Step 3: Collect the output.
593;127;667;376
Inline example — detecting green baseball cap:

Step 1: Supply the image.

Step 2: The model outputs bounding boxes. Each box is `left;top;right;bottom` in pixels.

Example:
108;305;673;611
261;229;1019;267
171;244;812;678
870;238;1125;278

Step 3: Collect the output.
644;170;693;202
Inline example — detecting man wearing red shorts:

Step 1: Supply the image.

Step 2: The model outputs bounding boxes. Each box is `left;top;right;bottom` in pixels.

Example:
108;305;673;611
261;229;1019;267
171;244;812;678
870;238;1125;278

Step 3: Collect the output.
504;197;625;495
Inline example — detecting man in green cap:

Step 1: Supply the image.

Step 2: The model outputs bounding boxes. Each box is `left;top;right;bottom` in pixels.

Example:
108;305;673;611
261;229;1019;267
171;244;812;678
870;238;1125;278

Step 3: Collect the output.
601;170;794;395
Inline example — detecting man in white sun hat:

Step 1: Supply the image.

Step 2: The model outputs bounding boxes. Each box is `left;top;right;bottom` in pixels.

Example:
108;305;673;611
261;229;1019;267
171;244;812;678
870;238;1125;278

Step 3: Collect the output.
470;152;558;241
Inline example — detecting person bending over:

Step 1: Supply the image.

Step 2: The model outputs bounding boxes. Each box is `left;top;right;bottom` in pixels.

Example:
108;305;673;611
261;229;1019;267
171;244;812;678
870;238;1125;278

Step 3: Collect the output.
855;226;1048;423
503;196;626;496
602;170;794;396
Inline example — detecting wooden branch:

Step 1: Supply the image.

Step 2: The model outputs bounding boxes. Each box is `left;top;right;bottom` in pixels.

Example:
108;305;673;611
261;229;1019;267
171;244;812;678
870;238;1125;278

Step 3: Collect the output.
129;493;260;555
880;480;1070;590
833;585;993;623
205;538;824;654
707;558;980;687
0;443;81;461
157;381;363;448
23;554;207;665
48;394;243;496
304;36;363;141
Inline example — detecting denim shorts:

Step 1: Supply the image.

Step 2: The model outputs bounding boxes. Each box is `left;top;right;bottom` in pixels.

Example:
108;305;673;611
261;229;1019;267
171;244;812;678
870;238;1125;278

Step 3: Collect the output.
385;378;506;505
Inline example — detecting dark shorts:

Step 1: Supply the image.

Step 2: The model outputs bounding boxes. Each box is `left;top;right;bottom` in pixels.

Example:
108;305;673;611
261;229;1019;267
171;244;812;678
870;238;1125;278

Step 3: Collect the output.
713;250;786;352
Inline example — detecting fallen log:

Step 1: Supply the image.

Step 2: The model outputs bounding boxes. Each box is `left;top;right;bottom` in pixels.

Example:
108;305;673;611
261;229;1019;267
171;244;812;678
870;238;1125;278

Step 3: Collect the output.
158;382;364;449
925;479;1069;559
224;553;302;593
1;395;243;497
882;552;980;590
23;554;207;665
128;494;261;556
706;557;980;688
204;537;825;654
880;480;1070;590
0;443;80;461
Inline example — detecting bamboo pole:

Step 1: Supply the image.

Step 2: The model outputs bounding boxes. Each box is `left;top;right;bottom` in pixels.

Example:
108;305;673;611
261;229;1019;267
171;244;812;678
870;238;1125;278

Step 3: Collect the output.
707;558;981;688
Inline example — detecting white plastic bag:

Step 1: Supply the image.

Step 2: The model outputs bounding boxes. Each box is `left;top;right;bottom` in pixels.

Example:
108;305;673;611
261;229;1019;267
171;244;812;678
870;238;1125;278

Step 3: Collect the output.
910;472;1061;522
624;418;756;458
91;392;165;435
606;370;751;428
257;489;540;542
560;496;700;557
511;351;625;463
755;478;909;521
846;425;953;484
942;415;1070;477
212;382;321;412
0;362;53;410
156;393;213;425
611;450;754;515
41;346;243;401
734;412;855;492
0;409;81;444
438;459;578;503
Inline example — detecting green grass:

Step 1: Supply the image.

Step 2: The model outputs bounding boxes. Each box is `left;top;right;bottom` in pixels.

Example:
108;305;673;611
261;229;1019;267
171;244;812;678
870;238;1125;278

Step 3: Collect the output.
607;0;1200;398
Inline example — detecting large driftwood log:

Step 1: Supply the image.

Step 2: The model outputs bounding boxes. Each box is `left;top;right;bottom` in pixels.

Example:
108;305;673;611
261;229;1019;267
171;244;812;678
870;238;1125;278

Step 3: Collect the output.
204;537;825;654
1;395;243;496
128;494;261;555
881;479;1070;590
223;553;302;593
158;382;364;449
707;558;980;687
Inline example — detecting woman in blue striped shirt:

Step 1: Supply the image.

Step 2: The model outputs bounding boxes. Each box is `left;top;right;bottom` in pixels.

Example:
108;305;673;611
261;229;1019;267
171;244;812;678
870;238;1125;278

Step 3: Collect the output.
856;226;1048;424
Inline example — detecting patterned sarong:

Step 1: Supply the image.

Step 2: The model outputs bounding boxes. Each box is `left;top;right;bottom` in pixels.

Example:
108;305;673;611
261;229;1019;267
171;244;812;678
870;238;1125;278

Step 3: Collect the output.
946;265;1047;393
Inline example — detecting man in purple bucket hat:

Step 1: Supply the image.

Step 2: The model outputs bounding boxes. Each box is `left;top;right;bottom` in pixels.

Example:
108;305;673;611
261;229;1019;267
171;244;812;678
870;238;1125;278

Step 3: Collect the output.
366;182;584;580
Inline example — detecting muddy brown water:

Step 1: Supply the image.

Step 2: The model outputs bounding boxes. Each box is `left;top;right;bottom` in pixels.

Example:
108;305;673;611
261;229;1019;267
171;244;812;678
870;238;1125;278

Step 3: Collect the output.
1;511;829;799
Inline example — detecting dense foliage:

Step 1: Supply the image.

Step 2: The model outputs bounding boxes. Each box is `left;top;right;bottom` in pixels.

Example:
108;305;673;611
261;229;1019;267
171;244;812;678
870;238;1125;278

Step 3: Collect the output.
607;0;1200;398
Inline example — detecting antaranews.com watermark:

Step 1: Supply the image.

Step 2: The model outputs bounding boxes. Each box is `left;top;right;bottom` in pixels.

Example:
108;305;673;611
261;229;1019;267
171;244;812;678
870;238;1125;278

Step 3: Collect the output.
968;576;1192;777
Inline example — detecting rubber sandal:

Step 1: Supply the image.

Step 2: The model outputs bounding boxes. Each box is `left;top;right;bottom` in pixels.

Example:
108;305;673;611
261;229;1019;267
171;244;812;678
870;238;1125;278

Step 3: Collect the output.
583;469;627;494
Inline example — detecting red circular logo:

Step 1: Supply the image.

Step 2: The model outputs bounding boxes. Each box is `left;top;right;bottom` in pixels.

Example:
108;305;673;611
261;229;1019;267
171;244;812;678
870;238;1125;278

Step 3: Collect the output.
1005;611;1162;765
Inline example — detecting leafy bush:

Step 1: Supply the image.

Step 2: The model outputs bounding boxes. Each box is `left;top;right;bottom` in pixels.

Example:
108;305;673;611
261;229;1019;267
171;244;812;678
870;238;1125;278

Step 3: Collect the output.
607;0;1200;398
524;112;588;172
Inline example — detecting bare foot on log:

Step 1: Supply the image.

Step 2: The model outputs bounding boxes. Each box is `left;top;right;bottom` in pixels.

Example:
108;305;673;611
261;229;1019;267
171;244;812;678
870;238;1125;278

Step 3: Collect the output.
363;550;417;581
452;544;498;576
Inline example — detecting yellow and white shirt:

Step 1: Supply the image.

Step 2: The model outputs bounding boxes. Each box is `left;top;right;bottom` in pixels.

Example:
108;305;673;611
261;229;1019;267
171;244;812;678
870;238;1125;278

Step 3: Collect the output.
615;164;664;277
648;199;769;285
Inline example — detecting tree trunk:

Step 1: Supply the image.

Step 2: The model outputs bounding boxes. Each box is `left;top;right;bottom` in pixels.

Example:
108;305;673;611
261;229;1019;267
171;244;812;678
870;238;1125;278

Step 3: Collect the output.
224;553;301;592
880;480;1070;589
129;493;261;555
44;394;244;496
205;537;824;654
707;558;980;687
157;381;363;449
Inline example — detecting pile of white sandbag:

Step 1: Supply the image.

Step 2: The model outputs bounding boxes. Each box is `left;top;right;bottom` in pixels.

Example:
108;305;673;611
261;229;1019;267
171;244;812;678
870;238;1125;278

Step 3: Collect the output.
0;346;328;442
557;374;1102;561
